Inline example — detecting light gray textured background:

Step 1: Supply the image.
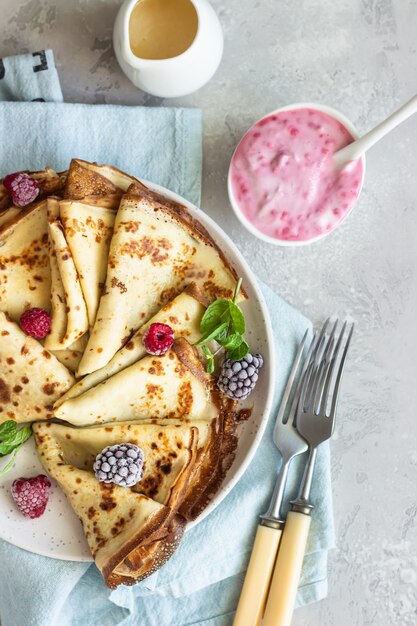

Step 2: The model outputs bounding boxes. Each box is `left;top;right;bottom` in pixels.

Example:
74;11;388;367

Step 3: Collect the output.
1;1;417;624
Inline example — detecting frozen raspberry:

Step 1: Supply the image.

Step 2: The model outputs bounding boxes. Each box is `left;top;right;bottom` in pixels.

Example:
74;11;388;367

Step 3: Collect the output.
3;172;40;207
11;475;51;519
142;323;174;356
19;308;51;339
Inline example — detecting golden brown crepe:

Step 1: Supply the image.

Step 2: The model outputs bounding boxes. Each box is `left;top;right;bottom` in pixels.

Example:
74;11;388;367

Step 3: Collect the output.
56;283;206;406
43;198;67;349
33;420;198;587
148;416;222;521
55;339;218;426
59;199;116;327
46;200;89;348
0;169;69;320
64;158;143;200
77;186;241;376
0;200;51;320
0;311;75;423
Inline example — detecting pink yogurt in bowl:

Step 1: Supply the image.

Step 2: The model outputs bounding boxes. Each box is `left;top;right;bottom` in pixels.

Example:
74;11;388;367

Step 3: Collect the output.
228;103;366;246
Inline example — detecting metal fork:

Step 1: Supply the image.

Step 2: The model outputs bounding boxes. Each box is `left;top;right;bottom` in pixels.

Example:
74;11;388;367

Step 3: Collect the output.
233;326;325;626
263;319;354;626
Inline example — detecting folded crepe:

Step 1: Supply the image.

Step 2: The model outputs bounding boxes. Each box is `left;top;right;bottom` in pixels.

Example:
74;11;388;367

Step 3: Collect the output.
0;311;75;423
64;158;143;200
43;198;67;349
77;186;241;376
184;397;239;520
148;416;221;521
111;514;185;586
45;199;89;349
55;338;218;426
33;420;198;587
0;200;51;320
51;334;89;373
59;199;116;327
56;283;207;406
0;169;68;321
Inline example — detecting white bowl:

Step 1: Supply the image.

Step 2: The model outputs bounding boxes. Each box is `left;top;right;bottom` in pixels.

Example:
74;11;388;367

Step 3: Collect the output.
227;102;366;247
0;179;276;561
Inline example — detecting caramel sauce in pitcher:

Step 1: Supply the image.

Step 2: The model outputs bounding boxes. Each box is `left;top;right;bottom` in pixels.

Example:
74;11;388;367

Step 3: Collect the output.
129;0;198;60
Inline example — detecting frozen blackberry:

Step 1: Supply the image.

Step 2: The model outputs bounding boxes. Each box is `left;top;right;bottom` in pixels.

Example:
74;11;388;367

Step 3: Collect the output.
94;443;144;488
217;353;263;400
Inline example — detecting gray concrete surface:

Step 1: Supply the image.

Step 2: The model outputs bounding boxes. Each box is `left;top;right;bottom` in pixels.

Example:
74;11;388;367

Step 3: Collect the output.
1;0;417;624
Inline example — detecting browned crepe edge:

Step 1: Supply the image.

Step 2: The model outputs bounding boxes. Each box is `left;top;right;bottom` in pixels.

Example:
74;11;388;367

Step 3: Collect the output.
186;397;238;520
64;159;118;199
101;505;171;588
183;282;209;308
64;159;146;200
106;514;186;588
177;413;222;520
168;339;239;520
172;337;212;389
59;195;121;212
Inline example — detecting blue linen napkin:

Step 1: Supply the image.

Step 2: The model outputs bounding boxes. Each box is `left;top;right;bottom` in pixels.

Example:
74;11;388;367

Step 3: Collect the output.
0;49;63;103
0;52;334;626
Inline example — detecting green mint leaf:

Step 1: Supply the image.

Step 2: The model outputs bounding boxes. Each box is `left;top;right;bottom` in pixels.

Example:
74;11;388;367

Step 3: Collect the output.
195;321;229;347
0;424;33;475
0;424;32;456
201;345;215;374
200;300;231;335
215;324;229;343
0;420;17;442
202;345;213;359
2;424;32;450
198;278;248;371
228;338;249;361
14;424;32;446
0;442;18;457
0;447;19;477
219;333;244;351
228;301;245;335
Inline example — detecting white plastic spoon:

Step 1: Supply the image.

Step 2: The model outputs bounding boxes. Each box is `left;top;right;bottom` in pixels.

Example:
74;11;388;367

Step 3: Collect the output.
333;93;417;168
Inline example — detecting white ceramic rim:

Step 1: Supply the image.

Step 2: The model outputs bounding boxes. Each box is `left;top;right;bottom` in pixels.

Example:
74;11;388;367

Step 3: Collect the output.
227;102;367;247
0;179;275;561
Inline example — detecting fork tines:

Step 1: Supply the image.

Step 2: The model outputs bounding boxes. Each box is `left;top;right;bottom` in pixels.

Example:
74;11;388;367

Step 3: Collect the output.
300;318;354;419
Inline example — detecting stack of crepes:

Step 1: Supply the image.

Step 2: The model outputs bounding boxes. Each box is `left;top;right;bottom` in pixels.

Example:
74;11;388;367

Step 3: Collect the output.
0;159;244;588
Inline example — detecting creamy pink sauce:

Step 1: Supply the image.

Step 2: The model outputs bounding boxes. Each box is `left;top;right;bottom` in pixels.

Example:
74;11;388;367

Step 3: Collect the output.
230;108;364;242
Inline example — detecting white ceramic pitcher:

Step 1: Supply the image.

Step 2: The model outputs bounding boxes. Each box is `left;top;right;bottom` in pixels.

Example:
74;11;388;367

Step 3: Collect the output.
113;0;223;98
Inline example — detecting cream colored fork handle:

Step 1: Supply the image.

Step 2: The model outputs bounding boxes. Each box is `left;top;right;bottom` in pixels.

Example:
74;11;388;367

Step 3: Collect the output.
262;511;311;626
233;524;282;626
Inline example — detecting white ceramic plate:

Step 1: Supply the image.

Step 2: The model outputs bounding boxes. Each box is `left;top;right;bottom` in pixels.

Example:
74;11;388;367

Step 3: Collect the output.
0;181;275;561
